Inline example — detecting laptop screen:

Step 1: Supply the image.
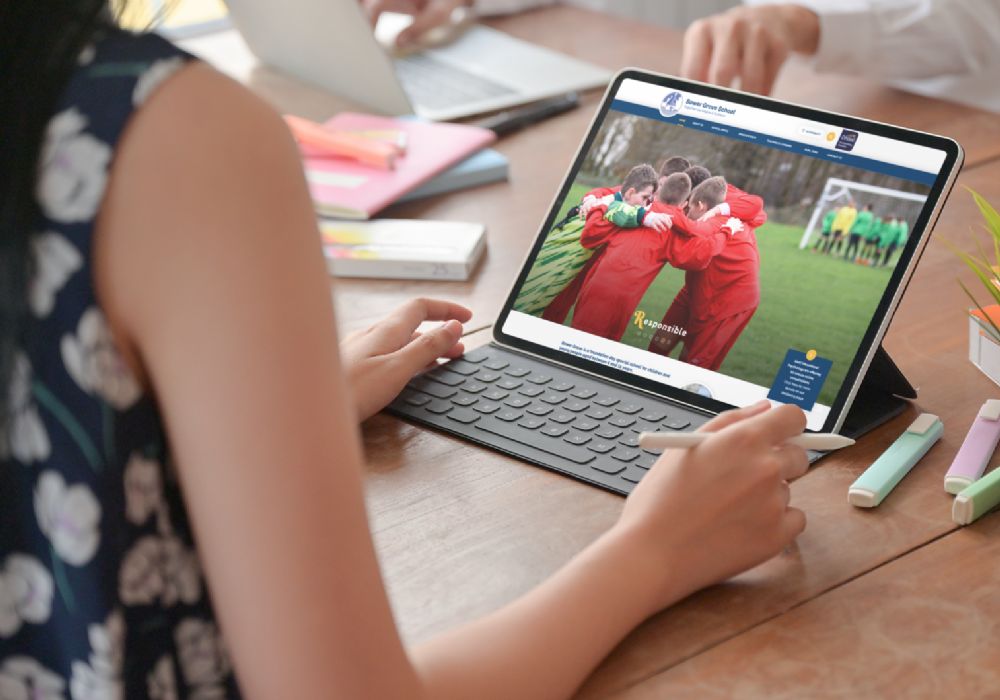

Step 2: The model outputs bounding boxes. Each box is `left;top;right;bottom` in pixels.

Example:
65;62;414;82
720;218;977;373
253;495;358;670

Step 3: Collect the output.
498;74;958;432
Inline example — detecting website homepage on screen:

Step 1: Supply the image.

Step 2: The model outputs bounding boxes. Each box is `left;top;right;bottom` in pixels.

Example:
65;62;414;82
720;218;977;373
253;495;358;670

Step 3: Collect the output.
504;79;947;430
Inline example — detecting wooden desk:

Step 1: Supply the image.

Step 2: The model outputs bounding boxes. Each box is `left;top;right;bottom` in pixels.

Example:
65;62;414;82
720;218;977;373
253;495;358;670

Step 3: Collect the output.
186;7;1000;696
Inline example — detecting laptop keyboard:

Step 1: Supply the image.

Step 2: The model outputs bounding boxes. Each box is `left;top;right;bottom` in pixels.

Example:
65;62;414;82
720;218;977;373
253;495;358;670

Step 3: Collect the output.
394;53;516;111
388;344;711;495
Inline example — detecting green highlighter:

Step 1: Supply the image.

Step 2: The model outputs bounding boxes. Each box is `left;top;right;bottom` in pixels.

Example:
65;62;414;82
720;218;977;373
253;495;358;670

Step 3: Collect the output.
953;467;1000;525
848;413;943;508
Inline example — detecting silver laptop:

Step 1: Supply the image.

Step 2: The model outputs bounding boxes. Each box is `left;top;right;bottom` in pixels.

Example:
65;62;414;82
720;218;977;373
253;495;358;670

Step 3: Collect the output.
224;0;612;121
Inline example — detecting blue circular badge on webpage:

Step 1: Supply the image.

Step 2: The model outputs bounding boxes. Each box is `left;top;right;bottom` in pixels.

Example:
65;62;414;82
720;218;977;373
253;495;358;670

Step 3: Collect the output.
659;91;684;117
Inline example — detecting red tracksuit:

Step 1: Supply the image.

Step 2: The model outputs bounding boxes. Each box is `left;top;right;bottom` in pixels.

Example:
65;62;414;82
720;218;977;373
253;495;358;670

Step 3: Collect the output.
570;202;728;342
651;185;768;370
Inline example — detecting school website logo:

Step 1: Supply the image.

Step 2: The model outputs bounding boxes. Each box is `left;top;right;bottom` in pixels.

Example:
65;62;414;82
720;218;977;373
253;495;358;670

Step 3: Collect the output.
659;91;685;118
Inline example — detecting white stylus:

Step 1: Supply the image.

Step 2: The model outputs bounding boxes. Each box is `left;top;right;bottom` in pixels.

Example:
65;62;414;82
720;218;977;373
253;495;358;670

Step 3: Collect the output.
638;432;855;451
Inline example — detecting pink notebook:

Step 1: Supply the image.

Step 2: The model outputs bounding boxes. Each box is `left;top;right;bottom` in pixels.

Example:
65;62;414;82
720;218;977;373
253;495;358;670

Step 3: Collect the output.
299;113;496;219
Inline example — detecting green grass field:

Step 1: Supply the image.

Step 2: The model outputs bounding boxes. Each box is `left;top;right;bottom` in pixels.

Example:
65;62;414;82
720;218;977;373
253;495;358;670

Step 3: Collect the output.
517;180;895;406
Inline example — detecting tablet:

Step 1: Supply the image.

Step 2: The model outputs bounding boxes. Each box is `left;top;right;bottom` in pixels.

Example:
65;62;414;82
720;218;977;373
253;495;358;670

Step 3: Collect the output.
497;69;963;432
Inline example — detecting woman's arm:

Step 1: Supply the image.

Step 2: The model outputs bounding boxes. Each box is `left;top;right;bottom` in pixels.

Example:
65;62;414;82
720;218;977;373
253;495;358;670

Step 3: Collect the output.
96;62;807;699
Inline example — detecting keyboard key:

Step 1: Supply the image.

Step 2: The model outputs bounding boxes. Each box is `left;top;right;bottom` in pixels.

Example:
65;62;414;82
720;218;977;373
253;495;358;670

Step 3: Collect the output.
585;408;613;421
506;367;531;378
462;353;487;364
609;415;636;428
518;385;545;398
504;396;531;409
665;418;692;430
642;447;663;456
636;455;657;469
445;360;480;376
411;379;456;399
563;400;588;412
550;412;575;424
621;467;646;483
526;405;553;416
483;389;509;401
426;401;453;415
447;409;479;425
496;409;523;422
484;359;509;371
573;420;599;432
474;419;594;464
593;461;626;475
594;397;620;407
451;395;477;407
473;402;501;414
611;449;640;462
464;382;487;394
476;372;501;383
404;394;431;407
619;434;640;448
587;441;616;454
564;433;591;446
428;371;466;387
640;410;667;422
550;381;575;392
518;418;545;430
526;374;552;385
572;388;598;400
618;403;643;415
540;394;566;405
540;425;568;438
595;427;623;440
497;378;523;390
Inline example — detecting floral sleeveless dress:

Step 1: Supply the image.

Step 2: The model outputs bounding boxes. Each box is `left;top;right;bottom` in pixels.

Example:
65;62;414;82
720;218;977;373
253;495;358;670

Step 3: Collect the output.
0;29;240;698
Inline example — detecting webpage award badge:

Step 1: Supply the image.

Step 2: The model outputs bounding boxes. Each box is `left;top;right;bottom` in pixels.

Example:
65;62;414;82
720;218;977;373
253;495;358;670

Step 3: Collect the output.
767;348;832;411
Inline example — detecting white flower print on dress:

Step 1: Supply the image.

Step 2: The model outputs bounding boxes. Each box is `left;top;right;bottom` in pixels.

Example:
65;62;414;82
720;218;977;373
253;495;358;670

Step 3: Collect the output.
69;610;123;700
133;57;185;106
36;108;111;223
175;618;230;695
1;352;51;464
123;453;162;525
34;471;101;566
78;44;96;66
0;554;55;638
119;536;200;607
0;656;66;700
30;232;83;317
146;657;177;700
61;307;141;411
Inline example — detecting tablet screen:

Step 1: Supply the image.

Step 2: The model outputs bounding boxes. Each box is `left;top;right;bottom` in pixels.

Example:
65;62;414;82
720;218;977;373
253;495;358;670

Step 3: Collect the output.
499;75;955;431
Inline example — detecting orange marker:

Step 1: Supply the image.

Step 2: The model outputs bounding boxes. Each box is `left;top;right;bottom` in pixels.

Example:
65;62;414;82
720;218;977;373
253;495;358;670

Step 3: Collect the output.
284;114;397;170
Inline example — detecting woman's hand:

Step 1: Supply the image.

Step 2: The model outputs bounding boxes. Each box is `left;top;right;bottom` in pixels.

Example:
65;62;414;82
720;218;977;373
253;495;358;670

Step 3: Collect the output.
341;298;472;421
614;400;809;611
681;4;820;95
360;0;473;47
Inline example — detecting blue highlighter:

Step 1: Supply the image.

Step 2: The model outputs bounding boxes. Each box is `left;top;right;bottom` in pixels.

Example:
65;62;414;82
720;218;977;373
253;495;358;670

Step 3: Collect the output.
848;413;943;508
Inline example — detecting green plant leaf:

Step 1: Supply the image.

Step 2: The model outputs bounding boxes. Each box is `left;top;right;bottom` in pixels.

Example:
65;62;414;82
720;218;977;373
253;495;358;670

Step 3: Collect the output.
961;279;1000;344
968;187;1000;241
950;242;1000;306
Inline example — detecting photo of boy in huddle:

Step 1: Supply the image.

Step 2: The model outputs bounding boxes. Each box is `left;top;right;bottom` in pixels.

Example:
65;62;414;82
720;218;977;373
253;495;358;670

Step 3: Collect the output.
511;107;930;406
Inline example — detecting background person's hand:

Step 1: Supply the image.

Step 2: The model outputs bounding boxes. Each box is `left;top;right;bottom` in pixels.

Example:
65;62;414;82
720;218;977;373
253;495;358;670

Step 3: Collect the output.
361;0;472;47
681;4;820;95
615;401;808;610
644;211;673;232
341;298;472;421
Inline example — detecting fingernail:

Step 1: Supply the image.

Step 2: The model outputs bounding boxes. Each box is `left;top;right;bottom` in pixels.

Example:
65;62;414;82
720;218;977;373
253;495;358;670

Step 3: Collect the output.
443;319;462;334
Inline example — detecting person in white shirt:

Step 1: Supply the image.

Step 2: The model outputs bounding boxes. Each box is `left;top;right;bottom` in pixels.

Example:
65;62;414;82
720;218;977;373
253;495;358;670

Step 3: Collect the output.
362;0;1000;112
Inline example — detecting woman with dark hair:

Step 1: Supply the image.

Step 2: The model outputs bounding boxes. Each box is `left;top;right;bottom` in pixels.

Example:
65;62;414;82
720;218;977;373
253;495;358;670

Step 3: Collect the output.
0;3;808;696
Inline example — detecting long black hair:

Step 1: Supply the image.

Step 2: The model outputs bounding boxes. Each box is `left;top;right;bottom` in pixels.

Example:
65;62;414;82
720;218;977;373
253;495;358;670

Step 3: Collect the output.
0;2;122;429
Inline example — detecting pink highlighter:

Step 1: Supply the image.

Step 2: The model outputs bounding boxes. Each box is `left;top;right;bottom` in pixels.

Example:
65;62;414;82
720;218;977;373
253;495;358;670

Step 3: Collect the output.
944;399;1000;494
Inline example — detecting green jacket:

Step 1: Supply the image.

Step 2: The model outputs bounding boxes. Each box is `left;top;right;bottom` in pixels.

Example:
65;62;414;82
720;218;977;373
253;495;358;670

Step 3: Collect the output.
821;209;836;234
850;210;875;236
604;197;645;228
866;217;884;241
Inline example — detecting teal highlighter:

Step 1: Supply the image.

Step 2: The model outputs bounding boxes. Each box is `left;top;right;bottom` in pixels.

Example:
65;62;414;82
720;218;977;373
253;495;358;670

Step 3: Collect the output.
953;467;1000;525
848;413;943;508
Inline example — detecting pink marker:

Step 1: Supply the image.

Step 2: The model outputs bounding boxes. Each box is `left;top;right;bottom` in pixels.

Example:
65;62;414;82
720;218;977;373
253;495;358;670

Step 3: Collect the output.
944;399;1000;494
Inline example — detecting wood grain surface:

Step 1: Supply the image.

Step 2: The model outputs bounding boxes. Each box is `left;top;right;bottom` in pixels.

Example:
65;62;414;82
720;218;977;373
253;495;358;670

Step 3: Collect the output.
183;7;1000;697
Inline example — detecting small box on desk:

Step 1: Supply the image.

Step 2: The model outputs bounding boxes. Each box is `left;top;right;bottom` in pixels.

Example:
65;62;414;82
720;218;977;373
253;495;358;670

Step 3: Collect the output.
969;305;1000;386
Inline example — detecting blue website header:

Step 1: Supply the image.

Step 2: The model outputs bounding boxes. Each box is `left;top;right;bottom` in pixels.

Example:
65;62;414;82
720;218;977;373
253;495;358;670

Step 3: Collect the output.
610;99;938;187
